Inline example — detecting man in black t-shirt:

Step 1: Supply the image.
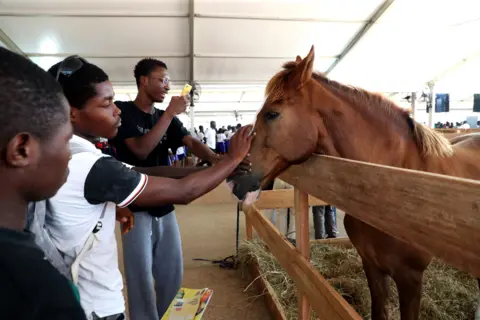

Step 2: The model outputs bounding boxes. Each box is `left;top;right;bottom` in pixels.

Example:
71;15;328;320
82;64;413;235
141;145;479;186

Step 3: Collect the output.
110;58;224;319
0;48;86;319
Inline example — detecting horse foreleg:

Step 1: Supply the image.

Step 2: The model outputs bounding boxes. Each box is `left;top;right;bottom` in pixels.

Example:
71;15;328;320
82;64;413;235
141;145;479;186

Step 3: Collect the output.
363;261;390;320
393;270;423;320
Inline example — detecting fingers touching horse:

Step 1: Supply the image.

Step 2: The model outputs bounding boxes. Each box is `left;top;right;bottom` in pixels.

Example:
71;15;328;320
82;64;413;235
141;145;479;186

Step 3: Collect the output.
232;46;480;320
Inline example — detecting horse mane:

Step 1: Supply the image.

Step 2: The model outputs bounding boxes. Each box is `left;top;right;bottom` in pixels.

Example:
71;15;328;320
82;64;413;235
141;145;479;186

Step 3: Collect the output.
265;61;454;158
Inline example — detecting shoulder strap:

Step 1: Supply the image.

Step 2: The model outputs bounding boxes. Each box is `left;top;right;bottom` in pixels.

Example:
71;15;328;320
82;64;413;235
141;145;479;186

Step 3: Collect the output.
70;202;108;285
27;201;72;278
61;138;108;284
26;139;108;283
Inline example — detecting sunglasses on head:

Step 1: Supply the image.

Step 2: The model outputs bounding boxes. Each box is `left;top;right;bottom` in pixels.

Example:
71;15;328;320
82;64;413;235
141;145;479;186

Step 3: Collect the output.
56;55;88;81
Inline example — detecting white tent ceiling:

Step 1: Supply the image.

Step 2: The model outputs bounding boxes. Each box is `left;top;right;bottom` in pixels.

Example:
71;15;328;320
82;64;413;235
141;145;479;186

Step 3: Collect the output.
1;0;479;110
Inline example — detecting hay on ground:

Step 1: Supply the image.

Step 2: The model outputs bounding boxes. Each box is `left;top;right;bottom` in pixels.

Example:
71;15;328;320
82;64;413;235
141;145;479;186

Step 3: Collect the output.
238;239;478;320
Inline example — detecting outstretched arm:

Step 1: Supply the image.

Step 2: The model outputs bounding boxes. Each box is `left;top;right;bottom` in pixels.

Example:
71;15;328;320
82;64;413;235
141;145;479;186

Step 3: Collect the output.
133;166;207;179
84;126;253;210
133;157;240;206
133;126;253;206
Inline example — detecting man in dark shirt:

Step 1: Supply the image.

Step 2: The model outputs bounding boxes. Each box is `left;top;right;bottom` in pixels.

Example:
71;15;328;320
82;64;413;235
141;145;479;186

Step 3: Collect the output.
109;58;222;319
0;48;86;319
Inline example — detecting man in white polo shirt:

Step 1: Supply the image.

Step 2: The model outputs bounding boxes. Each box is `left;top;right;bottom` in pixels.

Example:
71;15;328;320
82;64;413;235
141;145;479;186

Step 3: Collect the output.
205;121;217;152
47;57;252;320
48;133;146;319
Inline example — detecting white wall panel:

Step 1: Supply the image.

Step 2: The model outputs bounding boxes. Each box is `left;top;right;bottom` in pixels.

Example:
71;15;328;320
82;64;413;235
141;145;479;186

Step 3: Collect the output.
195;0;382;22
195;18;361;57
194;56;335;82
0;0;188;15
329;1;480;92
0;16;189;56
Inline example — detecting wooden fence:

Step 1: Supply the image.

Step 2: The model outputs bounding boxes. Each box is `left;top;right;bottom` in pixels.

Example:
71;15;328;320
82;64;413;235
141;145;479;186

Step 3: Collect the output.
436;128;480;139
242;154;480;320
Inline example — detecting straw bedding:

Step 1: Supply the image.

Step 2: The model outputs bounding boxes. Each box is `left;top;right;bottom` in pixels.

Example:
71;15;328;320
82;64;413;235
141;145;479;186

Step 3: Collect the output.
239;240;478;320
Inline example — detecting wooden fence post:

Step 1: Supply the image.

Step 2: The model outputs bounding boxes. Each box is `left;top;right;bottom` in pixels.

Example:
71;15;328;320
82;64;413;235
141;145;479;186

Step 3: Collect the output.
246;216;253;241
242;202;253;241
294;188;311;320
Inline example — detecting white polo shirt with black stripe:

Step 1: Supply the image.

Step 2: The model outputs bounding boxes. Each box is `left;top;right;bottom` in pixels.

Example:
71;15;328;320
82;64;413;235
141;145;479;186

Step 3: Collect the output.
45;135;147;318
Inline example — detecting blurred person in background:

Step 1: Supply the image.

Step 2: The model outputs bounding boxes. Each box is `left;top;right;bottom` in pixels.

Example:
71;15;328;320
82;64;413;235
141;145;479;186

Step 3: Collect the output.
197;125;206;144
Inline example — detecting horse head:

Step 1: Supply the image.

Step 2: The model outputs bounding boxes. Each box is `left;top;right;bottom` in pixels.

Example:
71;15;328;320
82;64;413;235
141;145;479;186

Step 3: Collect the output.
229;46;324;204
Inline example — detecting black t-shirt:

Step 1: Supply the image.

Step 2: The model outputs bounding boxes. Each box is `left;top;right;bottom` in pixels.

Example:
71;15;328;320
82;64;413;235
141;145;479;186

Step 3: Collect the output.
0;227;87;320
110;101;190;217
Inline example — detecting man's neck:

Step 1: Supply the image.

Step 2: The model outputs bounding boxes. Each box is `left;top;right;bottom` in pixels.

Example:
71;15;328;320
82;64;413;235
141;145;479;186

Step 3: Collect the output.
134;92;155;114
0;191;27;231
73;131;99;144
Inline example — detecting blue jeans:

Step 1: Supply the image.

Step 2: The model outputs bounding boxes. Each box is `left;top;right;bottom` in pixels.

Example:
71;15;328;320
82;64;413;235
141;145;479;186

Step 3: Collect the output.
312;205;338;239
122;211;183;320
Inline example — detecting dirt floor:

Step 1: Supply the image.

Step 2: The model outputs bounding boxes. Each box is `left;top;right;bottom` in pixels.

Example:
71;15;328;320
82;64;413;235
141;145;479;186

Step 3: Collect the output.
116;183;346;320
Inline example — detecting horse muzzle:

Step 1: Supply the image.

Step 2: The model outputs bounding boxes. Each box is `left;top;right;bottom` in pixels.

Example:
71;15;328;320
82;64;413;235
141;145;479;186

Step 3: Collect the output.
226;173;262;205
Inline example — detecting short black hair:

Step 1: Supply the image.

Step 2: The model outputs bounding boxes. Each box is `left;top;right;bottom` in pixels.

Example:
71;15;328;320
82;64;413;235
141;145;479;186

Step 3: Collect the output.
134;58;167;87
0;48;68;148
48;59;109;109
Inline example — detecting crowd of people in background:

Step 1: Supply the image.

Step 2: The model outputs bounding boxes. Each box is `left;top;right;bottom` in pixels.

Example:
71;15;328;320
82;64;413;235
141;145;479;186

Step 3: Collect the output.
193;123;242;153
166;122;244;167
434;120;480;129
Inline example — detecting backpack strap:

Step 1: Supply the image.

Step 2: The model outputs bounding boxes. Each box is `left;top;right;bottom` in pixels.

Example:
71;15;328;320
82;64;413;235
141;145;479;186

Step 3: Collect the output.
70;201;108;285
68;139;110;284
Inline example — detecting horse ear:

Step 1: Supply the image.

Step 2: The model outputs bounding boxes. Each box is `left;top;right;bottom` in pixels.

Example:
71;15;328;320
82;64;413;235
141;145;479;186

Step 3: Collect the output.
295;55;302;63
290;46;315;89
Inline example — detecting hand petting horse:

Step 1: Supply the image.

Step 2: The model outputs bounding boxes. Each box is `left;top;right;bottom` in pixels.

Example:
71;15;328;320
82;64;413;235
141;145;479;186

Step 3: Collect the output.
231;45;480;320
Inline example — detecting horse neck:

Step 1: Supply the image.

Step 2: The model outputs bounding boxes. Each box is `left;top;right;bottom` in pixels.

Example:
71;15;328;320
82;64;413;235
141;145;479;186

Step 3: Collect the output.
315;96;422;168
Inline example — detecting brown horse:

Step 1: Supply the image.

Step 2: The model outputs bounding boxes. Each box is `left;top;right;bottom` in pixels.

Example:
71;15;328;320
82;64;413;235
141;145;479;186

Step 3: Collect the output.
232;46;480;319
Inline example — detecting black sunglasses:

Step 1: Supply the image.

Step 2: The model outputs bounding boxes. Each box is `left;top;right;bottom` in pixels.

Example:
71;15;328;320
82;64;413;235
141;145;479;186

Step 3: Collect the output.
56;55;88;81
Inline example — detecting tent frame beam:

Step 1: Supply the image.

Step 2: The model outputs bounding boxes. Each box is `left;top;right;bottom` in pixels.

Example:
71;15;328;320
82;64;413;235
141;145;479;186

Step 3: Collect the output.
26;53;337;60
325;0;394;75
194;13;363;23
189;0;195;82
0;28;25;56
0;13;188;18
1;12;363;23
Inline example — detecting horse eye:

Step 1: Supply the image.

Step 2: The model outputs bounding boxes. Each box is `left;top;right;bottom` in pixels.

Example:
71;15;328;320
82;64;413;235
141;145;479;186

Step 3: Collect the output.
264;112;280;122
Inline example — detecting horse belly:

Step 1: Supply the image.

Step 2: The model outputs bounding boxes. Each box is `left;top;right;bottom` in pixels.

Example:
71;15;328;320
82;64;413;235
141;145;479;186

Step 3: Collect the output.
344;215;432;275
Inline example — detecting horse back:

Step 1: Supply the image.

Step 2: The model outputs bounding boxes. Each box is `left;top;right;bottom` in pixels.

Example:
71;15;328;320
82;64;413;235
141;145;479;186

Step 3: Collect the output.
446;133;480;180
450;133;480;147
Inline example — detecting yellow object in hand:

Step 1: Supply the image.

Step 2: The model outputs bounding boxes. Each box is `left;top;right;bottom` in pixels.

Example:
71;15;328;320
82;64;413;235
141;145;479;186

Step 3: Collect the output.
181;84;192;96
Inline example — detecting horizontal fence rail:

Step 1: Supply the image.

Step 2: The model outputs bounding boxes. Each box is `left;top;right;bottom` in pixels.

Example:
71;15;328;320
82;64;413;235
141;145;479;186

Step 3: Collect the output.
279;155;480;277
250;189;327;210
435;128;480;133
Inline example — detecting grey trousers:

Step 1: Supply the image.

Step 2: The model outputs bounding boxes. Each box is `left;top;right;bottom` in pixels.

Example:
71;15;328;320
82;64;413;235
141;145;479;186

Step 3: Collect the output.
122;211;183;320
312;205;338;239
